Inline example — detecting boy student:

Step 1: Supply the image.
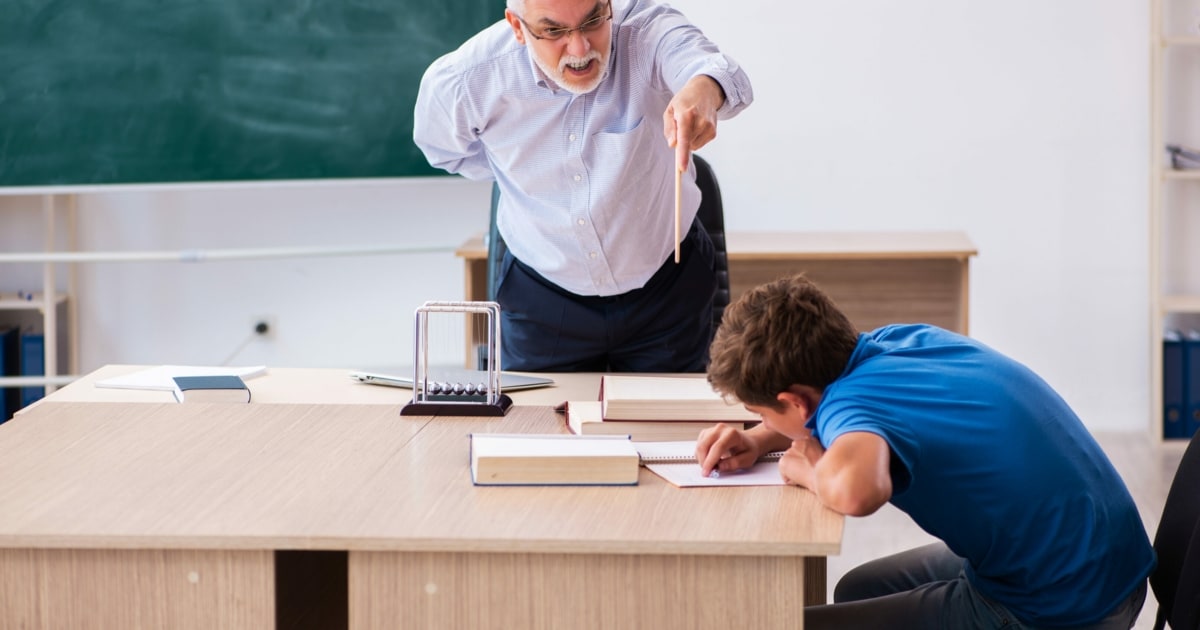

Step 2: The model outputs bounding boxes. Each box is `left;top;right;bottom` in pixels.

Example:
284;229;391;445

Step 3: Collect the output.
413;0;752;372
696;274;1153;628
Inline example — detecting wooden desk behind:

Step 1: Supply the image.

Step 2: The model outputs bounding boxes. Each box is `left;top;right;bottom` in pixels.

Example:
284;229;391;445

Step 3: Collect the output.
1;367;842;630
456;231;977;363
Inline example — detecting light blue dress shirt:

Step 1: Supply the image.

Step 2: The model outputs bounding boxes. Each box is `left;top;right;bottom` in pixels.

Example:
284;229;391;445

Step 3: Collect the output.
414;0;752;296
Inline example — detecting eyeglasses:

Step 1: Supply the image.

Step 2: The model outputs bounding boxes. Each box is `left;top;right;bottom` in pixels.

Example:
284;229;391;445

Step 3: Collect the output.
518;0;612;42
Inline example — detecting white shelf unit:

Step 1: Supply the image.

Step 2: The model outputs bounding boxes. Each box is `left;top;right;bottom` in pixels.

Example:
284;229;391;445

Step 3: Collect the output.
1149;1;1200;438
0;195;80;396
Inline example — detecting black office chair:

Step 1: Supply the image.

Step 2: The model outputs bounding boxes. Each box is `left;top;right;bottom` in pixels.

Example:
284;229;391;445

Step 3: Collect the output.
482;154;730;366
485;182;507;303
1150;428;1200;630
691;154;730;333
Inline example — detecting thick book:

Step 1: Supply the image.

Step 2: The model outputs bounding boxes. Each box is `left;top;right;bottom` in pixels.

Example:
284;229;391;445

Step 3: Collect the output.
172;375;251;403
565;400;742;442
599;374;759;422
469;433;639;486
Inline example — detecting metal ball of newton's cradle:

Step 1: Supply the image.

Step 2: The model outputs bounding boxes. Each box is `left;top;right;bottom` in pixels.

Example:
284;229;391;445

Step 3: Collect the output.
400;300;513;417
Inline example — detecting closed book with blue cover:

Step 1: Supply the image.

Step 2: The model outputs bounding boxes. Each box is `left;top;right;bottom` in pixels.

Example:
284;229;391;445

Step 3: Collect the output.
1185;330;1200;439
1164;329;1186;439
0;326;19;423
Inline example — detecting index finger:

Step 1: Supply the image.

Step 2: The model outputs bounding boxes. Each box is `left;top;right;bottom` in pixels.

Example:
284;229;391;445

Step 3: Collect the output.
695;425;731;476
674;126;691;173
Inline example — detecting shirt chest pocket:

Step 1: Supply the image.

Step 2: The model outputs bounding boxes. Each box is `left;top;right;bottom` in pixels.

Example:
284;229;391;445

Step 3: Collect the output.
587;117;658;194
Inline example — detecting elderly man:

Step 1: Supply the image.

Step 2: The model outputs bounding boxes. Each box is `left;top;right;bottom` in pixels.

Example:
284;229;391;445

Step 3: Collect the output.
414;0;752;372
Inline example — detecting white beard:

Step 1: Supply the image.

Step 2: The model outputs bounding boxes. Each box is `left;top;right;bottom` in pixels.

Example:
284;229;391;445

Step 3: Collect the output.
531;47;609;95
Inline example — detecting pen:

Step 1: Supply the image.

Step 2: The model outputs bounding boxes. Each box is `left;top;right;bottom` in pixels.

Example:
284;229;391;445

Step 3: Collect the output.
708;453;731;478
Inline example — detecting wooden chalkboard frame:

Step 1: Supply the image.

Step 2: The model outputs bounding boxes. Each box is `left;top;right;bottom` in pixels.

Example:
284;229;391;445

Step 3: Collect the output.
0;0;503;189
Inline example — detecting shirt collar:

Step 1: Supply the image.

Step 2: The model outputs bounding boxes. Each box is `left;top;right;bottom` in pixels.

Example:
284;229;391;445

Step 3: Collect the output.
524;49;559;92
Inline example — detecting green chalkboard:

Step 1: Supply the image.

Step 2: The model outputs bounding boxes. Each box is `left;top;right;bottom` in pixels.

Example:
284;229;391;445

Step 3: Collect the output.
0;0;503;187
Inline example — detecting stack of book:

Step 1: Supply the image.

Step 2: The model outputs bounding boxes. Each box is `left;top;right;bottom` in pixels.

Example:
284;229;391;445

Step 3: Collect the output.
564;375;759;442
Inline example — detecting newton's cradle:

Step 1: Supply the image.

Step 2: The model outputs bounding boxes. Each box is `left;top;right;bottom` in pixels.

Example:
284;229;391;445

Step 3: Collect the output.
399;301;512;416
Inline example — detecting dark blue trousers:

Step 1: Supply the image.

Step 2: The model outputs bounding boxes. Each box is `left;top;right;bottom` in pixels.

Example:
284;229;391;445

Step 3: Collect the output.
495;218;716;373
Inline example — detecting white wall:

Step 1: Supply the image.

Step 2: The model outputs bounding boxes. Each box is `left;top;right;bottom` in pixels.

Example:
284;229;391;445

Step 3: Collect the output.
0;0;1152;431
1;178;491;372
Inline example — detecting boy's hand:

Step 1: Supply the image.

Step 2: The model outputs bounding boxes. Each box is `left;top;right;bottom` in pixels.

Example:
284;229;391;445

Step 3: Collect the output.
778;435;825;488
695;423;761;477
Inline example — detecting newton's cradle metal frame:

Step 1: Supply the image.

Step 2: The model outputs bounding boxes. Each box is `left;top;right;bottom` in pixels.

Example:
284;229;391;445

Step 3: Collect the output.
399;301;512;416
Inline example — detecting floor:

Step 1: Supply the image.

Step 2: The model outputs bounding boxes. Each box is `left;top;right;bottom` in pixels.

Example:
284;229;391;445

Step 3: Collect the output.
824;430;1188;628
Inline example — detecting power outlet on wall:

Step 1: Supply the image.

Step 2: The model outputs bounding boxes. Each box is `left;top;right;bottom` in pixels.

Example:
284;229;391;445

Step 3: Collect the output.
251;316;277;340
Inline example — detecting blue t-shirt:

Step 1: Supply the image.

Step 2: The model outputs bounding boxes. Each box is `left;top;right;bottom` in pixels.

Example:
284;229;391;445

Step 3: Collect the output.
807;324;1154;626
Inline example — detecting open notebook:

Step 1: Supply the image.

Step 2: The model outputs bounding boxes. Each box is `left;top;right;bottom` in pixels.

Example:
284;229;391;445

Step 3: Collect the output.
349;368;554;392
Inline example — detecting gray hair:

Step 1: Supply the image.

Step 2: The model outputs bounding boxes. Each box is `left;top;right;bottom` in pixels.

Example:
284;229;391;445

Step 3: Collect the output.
507;0;525;13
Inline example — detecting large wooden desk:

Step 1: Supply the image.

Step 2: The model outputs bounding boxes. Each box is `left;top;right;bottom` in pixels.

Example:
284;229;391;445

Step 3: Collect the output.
1;367;842;630
457;230;977;337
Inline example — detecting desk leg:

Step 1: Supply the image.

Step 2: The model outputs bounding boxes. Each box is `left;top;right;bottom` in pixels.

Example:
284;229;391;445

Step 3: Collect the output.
276;550;348;630
350;551;809;630
806;555;827;605
0;548;273;630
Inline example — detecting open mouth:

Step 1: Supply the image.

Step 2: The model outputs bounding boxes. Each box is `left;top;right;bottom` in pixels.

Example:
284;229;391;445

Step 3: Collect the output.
563;59;595;76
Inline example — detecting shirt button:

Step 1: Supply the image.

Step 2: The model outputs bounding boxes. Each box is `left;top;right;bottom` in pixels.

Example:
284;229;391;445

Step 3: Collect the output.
569;133;577;141
577;218;586;226
589;251;598;259
573;174;582;182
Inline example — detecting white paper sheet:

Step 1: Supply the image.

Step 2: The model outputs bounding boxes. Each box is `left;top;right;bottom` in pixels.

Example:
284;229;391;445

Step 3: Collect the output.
95;365;267;391
645;460;787;488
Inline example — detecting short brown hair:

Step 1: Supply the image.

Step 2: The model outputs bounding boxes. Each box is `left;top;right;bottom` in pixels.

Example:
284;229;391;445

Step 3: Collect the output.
707;274;859;409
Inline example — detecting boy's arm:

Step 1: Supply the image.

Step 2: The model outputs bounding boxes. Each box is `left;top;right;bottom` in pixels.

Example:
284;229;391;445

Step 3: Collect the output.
787;431;893;517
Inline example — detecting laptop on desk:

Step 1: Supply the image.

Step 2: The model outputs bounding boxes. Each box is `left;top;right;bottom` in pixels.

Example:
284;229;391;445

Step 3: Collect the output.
349;368;554;392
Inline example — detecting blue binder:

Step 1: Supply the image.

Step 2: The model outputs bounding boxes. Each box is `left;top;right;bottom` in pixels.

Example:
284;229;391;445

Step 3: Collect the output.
19;332;45;410
0;326;19;423
1185;330;1200;439
1165;329;1186;439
